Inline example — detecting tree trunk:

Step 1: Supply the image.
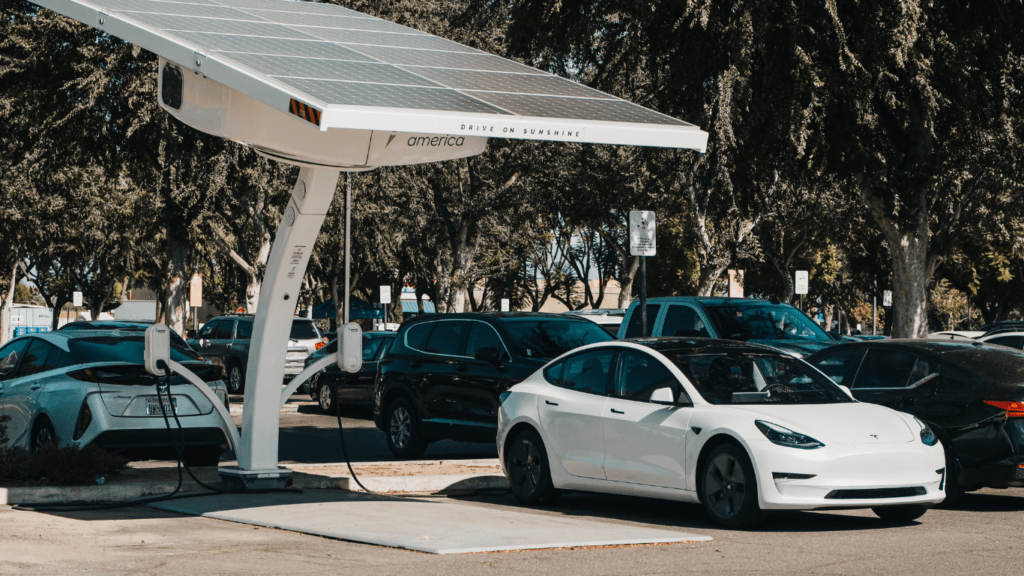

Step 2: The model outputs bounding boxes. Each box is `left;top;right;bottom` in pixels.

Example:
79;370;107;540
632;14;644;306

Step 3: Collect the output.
696;264;728;297
0;264;17;346
889;234;933;338
823;304;834;332
616;256;640;309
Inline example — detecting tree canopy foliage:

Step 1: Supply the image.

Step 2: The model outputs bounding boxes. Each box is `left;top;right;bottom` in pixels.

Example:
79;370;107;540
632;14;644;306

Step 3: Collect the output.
1;0;1022;341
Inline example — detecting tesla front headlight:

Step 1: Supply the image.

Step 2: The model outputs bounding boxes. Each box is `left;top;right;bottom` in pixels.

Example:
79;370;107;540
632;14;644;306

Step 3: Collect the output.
915;417;939;446
755;420;824;449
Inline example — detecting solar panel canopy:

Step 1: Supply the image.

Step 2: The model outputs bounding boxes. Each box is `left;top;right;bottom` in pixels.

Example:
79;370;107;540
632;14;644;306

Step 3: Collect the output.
33;0;709;167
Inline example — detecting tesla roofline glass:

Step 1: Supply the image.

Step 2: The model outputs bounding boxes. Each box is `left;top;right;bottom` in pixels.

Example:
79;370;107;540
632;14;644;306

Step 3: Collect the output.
915;417;939;446
755;420;825;449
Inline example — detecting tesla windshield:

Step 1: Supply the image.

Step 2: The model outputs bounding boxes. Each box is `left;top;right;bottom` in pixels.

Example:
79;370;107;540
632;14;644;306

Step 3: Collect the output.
67;336;202;364
705;303;829;342
661;351;851;405
501;318;612;359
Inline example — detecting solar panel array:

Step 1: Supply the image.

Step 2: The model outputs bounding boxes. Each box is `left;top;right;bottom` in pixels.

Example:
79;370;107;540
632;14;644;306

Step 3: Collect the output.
49;0;694;128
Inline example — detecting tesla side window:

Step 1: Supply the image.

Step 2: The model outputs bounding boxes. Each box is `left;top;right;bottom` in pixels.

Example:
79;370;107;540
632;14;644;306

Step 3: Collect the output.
362;337;384;361
810;348;866;385
424;321;471;356
405;322;434;351
0;339;29;381
198;320;220;339
661;306;710;338
853;350;918;388
236;320;253;339
705;303;828;341
502;318;612;359
546;350;614;395
908;358;939;385
616;350;686;402
215;320;236;340
465;322;507;359
624;305;661;338
290;321;319;340
15;339;55;378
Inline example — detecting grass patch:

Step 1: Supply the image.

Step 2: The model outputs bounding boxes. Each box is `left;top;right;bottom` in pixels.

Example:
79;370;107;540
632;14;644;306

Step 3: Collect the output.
0;415;129;487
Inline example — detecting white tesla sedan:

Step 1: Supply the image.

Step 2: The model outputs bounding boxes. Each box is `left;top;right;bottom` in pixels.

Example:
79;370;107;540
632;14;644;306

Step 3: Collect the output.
0;331;231;466
497;339;946;528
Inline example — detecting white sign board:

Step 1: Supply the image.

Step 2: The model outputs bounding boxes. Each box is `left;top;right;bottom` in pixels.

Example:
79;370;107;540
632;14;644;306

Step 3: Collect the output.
72;291;83;307
189;274;203;307
629;211;657;257
500;298;510;312
380;285;392;305
794;271;809;295
883;290;893;307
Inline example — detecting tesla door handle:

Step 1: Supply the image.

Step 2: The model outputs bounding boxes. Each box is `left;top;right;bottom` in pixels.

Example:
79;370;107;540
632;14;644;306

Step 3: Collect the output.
610;408;625;414
30;384;41;390
545;400;558;406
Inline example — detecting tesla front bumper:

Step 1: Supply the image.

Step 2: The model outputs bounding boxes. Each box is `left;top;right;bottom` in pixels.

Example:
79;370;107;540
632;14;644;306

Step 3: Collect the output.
749;440;946;510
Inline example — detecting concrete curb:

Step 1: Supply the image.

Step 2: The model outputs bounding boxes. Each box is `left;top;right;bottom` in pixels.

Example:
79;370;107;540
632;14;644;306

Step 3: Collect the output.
229;402;315;415
1;469;509;505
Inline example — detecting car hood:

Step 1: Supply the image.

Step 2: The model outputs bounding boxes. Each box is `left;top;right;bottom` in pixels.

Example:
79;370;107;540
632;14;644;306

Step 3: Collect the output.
726;403;917;444
746;339;835;358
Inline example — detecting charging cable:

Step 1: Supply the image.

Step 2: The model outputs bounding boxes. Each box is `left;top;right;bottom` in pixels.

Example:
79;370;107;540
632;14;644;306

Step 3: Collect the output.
18;360;299;512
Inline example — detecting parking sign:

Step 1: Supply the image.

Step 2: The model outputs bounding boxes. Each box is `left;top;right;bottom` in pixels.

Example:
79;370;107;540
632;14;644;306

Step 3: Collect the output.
629;211;656;257
794;271;808;295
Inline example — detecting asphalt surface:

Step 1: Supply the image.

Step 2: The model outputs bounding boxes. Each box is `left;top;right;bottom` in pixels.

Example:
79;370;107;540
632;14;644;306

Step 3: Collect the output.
5;394;1024;574
225;395;497;464
4;487;1024;574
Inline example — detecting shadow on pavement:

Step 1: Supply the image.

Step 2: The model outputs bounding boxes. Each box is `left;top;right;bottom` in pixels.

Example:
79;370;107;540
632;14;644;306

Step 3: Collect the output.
449;489;957;534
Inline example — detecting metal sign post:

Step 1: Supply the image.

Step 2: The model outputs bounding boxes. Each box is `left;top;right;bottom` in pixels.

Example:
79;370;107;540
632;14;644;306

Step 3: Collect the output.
629;211;656;336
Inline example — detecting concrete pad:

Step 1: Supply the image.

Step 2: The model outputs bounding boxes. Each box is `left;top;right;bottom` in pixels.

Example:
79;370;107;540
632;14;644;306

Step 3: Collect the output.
150;491;711;554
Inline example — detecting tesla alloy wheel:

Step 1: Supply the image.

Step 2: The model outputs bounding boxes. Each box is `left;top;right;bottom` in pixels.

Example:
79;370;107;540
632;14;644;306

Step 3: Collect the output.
227;364;245;395
31;419;57;453
385;397;426;459
699;443;763;529
507;429;559;506
318;383;336;414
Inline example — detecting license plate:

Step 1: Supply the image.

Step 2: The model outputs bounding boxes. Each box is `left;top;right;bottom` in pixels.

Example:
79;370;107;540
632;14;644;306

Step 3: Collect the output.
147;397;177;415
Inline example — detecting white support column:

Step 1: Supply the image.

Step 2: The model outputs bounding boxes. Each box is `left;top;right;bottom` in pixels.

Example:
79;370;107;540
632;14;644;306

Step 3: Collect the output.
235;167;340;473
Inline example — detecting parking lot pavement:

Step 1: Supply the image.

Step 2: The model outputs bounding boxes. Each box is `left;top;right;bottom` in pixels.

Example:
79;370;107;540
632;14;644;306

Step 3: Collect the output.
4;488;1024;575
224;400;497;464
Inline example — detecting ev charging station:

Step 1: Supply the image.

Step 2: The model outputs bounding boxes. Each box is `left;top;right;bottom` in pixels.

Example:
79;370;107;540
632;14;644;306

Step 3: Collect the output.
31;0;709;489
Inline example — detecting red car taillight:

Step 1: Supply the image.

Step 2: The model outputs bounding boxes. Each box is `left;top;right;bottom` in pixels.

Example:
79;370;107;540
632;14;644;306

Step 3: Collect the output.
984;401;1024;418
73;401;93;440
315;342;325;350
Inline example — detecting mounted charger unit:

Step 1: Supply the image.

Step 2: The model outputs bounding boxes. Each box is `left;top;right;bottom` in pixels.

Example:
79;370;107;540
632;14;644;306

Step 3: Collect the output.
144;323;171;376
340;322;363;373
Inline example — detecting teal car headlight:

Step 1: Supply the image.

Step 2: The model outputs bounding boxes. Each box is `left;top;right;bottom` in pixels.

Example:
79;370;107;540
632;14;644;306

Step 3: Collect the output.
755;420;824;449
915;417;939;446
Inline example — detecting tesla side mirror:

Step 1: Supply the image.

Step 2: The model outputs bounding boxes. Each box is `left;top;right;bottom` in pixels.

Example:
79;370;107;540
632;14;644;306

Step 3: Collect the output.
650;387;675;403
474;346;501;365
838;384;855;399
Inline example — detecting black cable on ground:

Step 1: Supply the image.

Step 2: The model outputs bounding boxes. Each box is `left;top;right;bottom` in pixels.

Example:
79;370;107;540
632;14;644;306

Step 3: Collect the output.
17;362;300;513
336;407;376;494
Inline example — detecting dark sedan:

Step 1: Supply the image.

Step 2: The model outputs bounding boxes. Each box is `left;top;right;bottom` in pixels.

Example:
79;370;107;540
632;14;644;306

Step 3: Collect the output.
807;340;1024;503
307;332;395;413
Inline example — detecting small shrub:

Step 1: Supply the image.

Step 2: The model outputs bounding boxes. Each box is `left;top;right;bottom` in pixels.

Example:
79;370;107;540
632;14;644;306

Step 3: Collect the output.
0;417;129;486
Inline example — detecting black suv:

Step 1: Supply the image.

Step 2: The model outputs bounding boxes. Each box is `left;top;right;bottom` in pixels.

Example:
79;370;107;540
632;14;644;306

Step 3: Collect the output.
374;313;612;458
